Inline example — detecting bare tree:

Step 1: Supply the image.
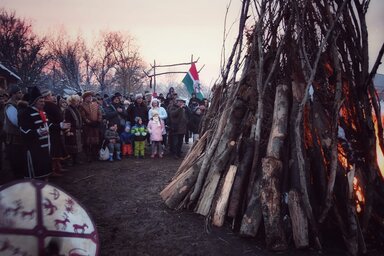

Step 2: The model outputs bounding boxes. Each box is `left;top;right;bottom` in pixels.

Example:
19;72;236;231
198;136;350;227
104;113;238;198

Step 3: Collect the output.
0;9;50;88
89;32;118;94
48;33;85;93
109;32;147;95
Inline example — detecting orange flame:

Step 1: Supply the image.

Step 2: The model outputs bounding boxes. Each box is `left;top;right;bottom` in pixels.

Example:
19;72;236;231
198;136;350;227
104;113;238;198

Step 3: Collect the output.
353;177;365;213
338;143;349;169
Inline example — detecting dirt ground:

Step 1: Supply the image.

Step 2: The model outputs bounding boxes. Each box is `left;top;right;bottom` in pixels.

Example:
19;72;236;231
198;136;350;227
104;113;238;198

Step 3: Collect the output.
0;144;380;256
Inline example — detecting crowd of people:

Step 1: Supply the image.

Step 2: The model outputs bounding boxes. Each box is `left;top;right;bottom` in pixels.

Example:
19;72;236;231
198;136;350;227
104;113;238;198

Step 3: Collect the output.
0;85;209;181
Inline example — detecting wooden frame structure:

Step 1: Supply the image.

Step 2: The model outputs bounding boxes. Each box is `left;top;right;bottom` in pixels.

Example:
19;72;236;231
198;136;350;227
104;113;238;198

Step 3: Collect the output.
144;55;204;93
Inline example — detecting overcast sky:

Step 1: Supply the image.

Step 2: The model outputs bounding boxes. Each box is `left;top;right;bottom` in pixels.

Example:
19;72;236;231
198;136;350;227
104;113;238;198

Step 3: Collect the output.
1;0;383;88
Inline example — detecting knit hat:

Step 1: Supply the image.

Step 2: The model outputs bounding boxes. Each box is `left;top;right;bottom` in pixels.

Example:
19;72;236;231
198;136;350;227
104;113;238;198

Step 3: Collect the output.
135;93;143;100
176;97;186;102
152;110;159;116
151;98;160;107
135;116;142;123
82;91;94;99
28;86;43;105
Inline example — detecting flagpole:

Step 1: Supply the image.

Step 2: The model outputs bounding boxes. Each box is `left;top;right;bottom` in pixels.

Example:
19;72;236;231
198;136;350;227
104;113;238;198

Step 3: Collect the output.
153;59;156;93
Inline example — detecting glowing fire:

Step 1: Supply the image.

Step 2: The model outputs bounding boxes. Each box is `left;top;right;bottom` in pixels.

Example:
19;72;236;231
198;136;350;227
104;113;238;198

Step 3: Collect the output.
353;177;365;213
337;143;349;170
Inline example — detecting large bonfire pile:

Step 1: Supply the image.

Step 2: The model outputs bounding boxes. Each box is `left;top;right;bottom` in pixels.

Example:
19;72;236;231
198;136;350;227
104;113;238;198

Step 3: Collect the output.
161;1;384;255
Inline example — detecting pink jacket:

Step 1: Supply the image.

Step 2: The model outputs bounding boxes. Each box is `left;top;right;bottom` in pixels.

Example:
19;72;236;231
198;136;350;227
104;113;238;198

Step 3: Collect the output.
147;119;165;141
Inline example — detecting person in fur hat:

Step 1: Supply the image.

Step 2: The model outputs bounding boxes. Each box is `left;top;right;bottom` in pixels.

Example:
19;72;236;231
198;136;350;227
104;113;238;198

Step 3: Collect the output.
78;91;102;162
18;86;52;179
147;110;165;158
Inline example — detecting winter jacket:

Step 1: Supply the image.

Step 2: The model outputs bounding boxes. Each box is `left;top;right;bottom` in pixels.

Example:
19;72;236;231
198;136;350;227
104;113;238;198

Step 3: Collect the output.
127;102;149;125
120;131;134;144
104;129;120;142
147;119;165;141
168;104;188;135
131;124;147;141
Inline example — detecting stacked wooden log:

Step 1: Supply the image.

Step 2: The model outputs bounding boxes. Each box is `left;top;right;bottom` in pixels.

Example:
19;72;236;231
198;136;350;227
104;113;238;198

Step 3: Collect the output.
161;1;384;255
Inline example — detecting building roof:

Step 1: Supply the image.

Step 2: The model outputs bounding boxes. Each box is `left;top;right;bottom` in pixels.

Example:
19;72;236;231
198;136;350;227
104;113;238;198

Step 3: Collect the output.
0;63;21;81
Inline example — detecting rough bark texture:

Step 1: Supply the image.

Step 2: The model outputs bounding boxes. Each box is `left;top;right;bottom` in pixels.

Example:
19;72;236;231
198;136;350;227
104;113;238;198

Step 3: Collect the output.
160;1;384;254
260;157;287;251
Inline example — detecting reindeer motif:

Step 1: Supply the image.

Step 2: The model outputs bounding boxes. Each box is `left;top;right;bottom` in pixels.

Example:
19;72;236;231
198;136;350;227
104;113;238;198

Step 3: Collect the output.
43;198;58;215
73;223;89;234
65;198;75;213
49;188;60;200
4;200;23;216
21;209;35;220
54;213;70;230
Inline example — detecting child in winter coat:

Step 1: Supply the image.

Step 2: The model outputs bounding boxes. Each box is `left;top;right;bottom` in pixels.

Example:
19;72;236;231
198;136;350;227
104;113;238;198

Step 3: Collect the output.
131;117;147;158
147;110;165;158
104;122;121;161
120;123;134;157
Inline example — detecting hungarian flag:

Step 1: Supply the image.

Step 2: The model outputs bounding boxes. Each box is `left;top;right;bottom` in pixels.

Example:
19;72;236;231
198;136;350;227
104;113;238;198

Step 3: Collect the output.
182;63;204;100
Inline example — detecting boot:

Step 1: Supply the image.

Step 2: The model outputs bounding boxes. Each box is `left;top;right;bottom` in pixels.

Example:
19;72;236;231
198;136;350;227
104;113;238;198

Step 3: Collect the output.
109;153;114;162
116;152;122;161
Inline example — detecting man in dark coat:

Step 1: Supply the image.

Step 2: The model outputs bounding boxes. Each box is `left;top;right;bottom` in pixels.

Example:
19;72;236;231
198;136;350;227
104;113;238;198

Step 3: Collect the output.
3;85;25;179
43;90;70;176
126;93;148;126
104;94;127;133
168;98;188;159
64;94;83;165
18;86;52;179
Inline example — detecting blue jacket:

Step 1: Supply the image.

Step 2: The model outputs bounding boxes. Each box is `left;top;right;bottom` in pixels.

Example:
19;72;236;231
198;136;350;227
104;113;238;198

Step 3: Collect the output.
120;131;134;144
